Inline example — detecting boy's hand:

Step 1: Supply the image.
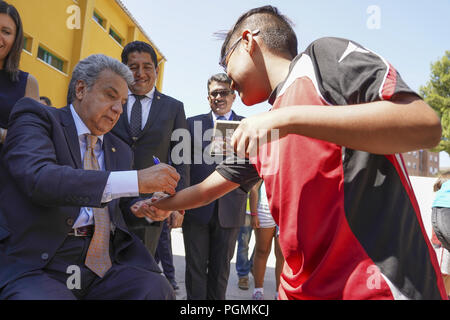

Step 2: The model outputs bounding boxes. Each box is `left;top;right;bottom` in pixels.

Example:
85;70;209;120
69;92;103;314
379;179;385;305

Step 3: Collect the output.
231;112;284;159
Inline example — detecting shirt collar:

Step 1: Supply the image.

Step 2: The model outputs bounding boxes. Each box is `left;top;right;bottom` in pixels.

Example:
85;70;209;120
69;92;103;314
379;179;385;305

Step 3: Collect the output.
128;86;156;100
212;110;233;120
70;104;104;144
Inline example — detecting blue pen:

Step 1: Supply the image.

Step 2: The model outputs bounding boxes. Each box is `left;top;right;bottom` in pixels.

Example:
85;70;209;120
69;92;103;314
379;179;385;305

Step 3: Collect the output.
153;156;160;165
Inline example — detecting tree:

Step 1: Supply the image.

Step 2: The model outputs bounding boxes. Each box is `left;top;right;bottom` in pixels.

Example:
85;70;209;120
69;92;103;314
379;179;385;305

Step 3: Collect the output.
419;51;450;155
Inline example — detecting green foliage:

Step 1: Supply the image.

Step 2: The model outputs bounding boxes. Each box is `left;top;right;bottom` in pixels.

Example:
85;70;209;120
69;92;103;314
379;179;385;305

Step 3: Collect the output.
419;51;450;155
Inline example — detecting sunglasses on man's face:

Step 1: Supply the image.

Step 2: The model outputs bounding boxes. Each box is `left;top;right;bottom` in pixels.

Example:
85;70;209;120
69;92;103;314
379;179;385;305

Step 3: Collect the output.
209;90;232;98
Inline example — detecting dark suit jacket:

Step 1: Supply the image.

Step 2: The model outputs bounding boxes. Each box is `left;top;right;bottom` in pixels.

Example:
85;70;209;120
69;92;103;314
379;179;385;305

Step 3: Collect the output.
184;111;248;228
0;98;160;290
111;89;189;228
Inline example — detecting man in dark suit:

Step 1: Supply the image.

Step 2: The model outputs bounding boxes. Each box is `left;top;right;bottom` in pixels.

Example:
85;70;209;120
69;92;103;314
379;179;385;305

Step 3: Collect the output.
112;42;188;278
0;54;179;300
183;73;248;299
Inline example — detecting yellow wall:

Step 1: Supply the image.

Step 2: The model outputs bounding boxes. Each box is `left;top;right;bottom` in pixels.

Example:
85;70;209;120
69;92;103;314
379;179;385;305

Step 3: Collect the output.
9;0;165;108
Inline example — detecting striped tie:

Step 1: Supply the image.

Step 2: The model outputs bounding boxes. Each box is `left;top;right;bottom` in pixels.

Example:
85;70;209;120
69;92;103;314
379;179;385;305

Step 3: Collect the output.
83;134;112;278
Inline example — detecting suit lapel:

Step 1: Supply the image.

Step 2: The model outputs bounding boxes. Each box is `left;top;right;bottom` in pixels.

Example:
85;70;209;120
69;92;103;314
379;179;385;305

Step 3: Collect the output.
141;90;164;136
59;106;82;169
102;134;119;217
102;134;117;172
203;112;215;149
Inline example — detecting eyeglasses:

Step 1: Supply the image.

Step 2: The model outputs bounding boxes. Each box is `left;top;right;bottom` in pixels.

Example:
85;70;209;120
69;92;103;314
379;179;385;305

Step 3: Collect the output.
219;29;260;71
209;89;232;98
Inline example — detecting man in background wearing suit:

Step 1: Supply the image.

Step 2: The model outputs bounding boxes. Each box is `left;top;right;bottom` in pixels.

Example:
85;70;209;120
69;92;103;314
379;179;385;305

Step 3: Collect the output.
0;54;179;300
183;73;247;299
112;42;188;290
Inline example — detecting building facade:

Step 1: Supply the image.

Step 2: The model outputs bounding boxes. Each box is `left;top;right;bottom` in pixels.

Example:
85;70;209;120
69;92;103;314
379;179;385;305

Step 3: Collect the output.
402;150;440;177
10;0;166;108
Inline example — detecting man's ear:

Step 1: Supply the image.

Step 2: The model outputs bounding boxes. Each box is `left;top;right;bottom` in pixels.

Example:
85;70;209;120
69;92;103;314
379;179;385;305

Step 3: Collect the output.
75;80;87;100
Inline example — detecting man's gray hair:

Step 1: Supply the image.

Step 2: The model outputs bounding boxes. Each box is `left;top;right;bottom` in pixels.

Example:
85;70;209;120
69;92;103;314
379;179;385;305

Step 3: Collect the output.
67;54;134;104
207;73;232;93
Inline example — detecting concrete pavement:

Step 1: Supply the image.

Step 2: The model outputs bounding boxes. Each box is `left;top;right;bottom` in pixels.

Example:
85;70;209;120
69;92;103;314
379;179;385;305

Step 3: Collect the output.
168;228;279;300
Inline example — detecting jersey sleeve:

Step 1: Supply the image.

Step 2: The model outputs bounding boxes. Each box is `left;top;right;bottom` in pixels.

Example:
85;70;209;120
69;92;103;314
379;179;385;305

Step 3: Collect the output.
215;156;261;192
304;37;420;105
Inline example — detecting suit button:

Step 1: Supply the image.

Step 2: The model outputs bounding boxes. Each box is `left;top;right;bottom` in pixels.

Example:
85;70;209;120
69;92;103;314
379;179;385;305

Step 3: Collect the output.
66;218;74;226
41;253;49;260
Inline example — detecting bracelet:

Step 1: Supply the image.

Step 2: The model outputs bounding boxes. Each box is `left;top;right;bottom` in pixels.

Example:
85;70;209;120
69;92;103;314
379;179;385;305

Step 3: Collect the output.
250;212;258;216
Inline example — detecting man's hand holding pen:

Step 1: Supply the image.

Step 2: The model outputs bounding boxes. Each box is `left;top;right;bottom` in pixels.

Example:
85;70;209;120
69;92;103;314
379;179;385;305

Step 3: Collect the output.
131;156;184;223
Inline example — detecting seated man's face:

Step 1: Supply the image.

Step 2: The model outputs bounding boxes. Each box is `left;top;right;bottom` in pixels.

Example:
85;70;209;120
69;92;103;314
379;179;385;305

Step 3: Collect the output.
76;69;128;136
126;51;158;95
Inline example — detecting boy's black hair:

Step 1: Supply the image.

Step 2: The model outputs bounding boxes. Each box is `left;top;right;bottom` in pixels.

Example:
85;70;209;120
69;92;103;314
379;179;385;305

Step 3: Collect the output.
121;41;158;67
0;1;24;82
220;5;298;63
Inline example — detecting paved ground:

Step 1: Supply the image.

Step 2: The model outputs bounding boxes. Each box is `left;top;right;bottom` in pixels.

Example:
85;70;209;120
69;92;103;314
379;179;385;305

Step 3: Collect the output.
168;228;278;300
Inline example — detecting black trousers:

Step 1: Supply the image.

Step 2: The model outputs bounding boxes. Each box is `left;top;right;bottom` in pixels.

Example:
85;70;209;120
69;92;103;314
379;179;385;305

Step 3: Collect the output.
155;219;176;283
182;205;240;300
0;234;175;300
130;222;163;257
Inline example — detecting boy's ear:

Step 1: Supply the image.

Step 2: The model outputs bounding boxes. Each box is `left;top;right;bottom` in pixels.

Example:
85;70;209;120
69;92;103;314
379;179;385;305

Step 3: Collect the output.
241;29;257;55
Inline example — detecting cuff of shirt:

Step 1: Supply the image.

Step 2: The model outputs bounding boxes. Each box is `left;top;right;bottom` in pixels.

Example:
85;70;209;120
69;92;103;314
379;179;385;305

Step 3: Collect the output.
102;170;139;203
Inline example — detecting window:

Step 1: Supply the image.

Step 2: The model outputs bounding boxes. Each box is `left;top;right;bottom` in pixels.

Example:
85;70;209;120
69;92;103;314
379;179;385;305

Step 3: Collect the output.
23;35;32;53
109;27;123;46
93;10;105;28
37;46;65;72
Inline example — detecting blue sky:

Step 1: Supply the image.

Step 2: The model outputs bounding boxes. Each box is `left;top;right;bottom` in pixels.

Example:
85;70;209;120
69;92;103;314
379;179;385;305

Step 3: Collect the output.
121;0;450;165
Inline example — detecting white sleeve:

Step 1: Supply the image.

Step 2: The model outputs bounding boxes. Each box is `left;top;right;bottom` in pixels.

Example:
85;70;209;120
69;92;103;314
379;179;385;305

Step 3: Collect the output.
101;170;139;202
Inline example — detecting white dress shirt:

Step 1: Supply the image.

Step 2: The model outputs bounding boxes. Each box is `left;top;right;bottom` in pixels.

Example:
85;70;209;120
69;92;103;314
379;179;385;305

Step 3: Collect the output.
70;105;139;229
126;87;155;130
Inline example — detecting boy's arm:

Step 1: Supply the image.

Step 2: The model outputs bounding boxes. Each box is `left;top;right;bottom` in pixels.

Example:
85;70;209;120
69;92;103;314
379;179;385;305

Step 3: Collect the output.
232;92;441;157
136;171;241;221
233;38;441;158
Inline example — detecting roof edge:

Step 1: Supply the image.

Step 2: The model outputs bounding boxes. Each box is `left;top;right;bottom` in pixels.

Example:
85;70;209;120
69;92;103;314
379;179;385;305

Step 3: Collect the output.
114;0;167;62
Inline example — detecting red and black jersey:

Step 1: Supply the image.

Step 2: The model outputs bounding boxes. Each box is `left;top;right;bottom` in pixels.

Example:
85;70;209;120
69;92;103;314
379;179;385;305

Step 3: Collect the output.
216;37;447;300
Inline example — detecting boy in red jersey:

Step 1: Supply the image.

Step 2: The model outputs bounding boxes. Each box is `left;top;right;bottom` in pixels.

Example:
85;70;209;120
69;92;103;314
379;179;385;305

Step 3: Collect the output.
137;6;446;300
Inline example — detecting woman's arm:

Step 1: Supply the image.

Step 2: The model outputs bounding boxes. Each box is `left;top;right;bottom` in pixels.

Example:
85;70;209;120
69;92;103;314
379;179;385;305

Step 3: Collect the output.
249;180;262;228
25;73;40;101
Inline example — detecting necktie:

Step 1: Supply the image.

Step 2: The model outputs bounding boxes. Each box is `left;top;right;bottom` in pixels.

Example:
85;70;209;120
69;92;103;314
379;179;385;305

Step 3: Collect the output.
217;115;227;120
83;134;112;278
130;95;145;138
